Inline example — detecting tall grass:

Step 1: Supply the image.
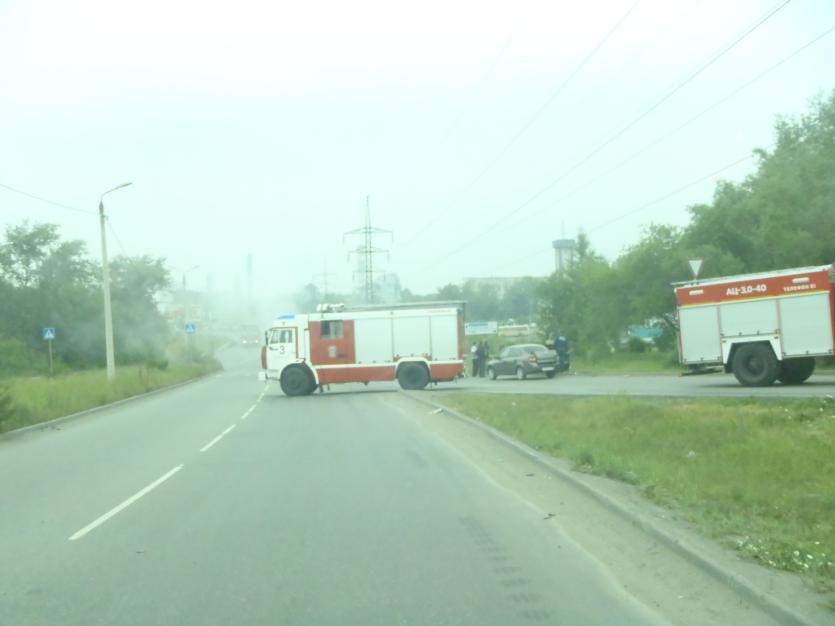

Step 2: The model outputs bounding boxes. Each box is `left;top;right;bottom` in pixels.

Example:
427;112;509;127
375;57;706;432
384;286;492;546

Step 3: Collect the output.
0;362;219;434
444;393;835;595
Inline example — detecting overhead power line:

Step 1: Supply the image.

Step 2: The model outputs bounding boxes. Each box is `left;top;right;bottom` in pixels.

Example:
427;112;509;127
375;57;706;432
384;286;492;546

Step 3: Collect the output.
438;33;516;146
427;0;793;267
483;153;754;274
501;22;835;233
0;181;94;215
587;154;753;233
401;0;643;248
107;219;128;256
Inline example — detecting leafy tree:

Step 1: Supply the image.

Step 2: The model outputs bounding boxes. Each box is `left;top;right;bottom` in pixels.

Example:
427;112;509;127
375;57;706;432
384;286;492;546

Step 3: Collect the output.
535;92;835;356
109;256;171;364
538;237;624;358
685;92;835;271
0;222;175;374
0;222;62;287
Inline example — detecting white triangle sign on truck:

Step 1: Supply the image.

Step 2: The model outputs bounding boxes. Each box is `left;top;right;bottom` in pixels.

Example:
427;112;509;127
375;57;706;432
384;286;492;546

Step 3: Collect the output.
688;258;703;279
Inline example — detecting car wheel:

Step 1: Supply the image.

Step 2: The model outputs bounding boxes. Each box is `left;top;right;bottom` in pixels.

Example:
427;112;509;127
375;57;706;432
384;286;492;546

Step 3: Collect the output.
516;366;526;381
545;371;557;379
487;367;496;380
280;365;314;396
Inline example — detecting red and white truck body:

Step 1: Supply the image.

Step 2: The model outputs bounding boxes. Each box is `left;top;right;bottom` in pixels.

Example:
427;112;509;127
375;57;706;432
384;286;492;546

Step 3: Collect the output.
260;303;466;395
674;264;835;386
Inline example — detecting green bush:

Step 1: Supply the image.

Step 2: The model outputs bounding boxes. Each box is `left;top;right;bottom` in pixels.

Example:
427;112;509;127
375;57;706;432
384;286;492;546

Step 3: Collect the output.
0;336;48;378
623;336;648;353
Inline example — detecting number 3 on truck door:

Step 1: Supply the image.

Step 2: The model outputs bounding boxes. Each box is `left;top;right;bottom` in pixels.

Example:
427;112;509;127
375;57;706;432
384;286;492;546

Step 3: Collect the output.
269;328;297;360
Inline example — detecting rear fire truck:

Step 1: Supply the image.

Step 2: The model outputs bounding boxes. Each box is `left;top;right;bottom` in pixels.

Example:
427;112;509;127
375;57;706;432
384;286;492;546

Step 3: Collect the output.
674;264;835;386
259;302;466;396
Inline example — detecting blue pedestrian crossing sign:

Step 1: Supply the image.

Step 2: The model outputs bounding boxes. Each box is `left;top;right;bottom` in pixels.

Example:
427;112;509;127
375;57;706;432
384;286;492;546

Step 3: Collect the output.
184;322;197;335
43;327;56;341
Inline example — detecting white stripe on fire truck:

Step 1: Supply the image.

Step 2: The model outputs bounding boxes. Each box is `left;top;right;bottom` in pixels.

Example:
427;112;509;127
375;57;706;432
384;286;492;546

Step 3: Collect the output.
678;288;828;309
314;360;463;369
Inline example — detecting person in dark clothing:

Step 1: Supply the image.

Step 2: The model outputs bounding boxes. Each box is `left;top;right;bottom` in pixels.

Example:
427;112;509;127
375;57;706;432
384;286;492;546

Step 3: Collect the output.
477;340;488;377
555;335;570;372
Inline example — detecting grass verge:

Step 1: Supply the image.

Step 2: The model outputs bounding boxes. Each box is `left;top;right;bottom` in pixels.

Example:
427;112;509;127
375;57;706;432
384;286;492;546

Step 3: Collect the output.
442;392;835;602
570;351;683;375
0;361;220;434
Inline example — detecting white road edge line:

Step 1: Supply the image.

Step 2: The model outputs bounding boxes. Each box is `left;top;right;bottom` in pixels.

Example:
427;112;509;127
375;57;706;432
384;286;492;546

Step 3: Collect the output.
241;404;257;420
200;424;237;452
68;465;184;541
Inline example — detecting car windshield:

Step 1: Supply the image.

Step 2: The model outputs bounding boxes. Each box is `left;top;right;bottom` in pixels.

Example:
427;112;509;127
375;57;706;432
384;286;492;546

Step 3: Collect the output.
2;2;834;624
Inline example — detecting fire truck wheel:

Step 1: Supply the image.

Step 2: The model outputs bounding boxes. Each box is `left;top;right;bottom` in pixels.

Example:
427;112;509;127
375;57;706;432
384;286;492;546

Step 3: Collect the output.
732;343;779;387
397;362;430;390
280;365;315;396
777;357;815;385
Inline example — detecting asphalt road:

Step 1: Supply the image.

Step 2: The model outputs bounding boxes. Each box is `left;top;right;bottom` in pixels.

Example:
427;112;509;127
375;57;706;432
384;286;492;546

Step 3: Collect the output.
0;347;790;626
436;370;835;398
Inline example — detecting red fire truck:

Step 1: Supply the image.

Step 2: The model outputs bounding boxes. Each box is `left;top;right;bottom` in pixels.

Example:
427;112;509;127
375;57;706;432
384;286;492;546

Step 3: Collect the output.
674;264;835;386
259;302;466;396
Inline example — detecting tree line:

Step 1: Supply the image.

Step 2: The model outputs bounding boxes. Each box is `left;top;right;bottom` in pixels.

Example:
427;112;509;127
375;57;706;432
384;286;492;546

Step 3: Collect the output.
538;92;835;357
0;223;170;377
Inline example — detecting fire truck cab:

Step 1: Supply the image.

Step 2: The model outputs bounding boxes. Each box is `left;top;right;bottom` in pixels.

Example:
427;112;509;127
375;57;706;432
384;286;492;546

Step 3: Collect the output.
260;302;466;396
674;264;835;386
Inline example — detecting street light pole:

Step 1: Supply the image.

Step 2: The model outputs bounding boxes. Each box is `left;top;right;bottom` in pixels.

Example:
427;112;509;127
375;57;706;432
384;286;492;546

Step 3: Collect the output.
99;182;132;381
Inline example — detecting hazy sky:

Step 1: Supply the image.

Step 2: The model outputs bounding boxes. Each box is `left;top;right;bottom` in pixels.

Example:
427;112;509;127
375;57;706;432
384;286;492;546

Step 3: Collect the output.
2;0;834;298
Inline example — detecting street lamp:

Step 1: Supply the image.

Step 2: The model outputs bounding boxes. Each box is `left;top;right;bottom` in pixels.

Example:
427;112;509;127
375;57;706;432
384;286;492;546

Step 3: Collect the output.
99;182;132;381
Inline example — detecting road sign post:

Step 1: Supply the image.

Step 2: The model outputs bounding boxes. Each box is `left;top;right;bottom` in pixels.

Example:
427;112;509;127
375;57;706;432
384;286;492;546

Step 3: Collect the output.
43;327;56;375
185;322;197;362
688;258;704;280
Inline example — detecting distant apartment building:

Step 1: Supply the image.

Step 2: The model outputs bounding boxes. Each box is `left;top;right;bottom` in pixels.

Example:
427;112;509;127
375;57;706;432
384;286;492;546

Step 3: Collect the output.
463;276;528;296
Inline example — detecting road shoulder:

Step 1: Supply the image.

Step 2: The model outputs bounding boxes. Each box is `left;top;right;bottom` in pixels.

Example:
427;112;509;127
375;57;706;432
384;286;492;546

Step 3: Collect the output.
396;390;831;626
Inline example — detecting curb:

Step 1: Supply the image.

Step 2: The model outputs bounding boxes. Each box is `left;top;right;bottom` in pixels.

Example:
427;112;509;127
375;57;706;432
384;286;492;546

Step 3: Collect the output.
400;390;817;626
1;371;218;440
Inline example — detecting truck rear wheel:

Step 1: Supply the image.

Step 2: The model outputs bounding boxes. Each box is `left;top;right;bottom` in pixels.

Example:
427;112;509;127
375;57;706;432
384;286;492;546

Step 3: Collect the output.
397;362;430;390
280;365;314;396
731;343;778;387
777;357;815;385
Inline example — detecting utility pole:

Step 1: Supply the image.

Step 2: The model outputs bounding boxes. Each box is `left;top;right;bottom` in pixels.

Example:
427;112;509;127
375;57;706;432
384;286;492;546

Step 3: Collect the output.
99;182;132;381
343;196;392;304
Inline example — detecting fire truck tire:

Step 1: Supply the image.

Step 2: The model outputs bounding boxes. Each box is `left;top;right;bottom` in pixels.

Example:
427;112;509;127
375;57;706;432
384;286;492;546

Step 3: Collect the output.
280;365;315;396
397;362;430;390
731;343;779;387
777;357;815;385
